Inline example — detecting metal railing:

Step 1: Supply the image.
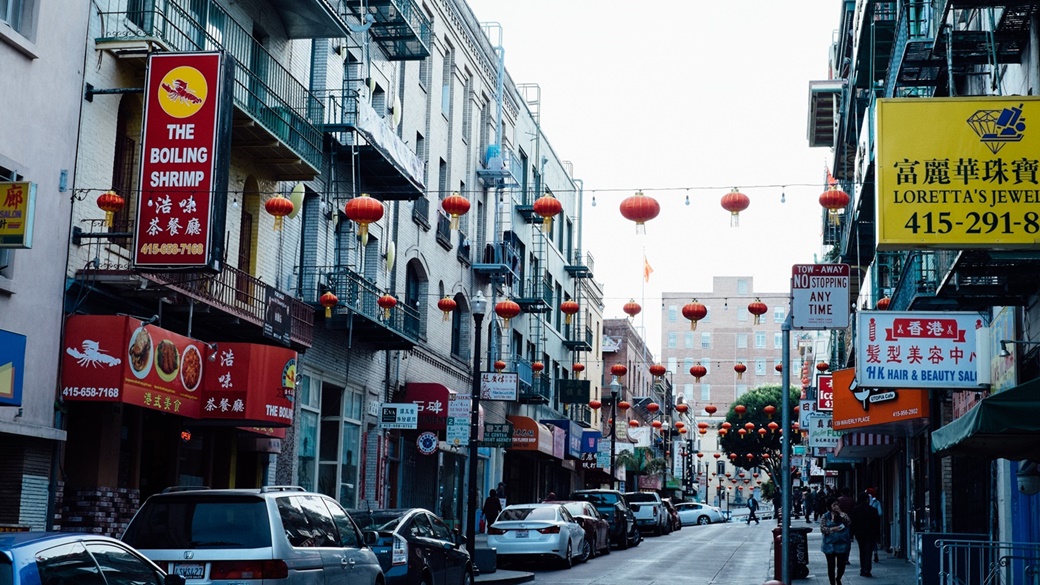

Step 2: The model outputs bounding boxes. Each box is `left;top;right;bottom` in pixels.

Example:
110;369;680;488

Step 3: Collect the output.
937;538;1040;585
296;264;420;341
435;212;452;249
95;0;323;169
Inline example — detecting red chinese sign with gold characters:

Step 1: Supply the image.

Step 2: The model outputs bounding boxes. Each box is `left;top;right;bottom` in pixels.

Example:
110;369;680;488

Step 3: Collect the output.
134;52;224;268
200;342;297;427
61;315;204;417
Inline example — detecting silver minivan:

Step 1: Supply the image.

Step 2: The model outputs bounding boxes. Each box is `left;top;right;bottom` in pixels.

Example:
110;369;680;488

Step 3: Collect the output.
122;486;383;585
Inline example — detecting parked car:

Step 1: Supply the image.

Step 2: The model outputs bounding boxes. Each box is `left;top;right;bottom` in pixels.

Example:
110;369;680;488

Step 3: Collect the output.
675;501;727;525
570;489;641;549
558;500;611;560
0;532;184;585
486;503;586;568
121;486;383;585
349;507;473;585
662;498;683;532
624;491;670;535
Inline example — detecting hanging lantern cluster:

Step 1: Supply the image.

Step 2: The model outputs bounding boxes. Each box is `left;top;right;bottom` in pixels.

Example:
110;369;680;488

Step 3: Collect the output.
619;190;661;233
682;299;707;330
437;296;457;321
319;291;338;318
377;294;397;319
532;192;562;230
265;194;294;231
720;188;750;227
495;299;521;327
97;190;125;227
441;192;470;230
345;193;384;246
623;299;642;320
560;300;580;324
747;298;768;325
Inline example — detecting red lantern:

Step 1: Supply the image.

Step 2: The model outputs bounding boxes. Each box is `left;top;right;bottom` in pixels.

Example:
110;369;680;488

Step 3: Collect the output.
319;291;338;318
618;400;631;411
758;428;767;438
623;299;642;319
646;402;660;413
628;419;640;428
675;403;689;413
738;429;747;439
679;427;689;434
802;377;811;388
265;194;294;231
704;405;717;415
649;363;667;378
763;405;777;419
775;363;783;373
816;362;829;372
718;428;728;436
762;453;770;460
698;428;707;435
96;190;125;227
720;188;750;227
572;363;585;377
674;421;685;430
713;453;721;459
747;298;768;325
651;420;663;429
819;180;850;224
441;192;470;230
532;361;544;377
560;300;580;324
532;192;563;230
733;362;746;380
744;422;755;431
495;299;521;327
729;454;737;461
494;360;507;372
746;453;754;461
437;296;457;321
876;296;891;310
619;190;661;233
682;299;708;330
768;421;779;433
344;193;384;245
377;294;397;319
696;451;702;458
589;399;602;410
697;422;709;430
611;364;628;377
734;404;747;418
722;422;732;429
689;364;707;382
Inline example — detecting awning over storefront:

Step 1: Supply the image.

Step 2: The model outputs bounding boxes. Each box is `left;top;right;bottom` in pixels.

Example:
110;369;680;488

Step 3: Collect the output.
542;418;583;459
507;415;555;456
403;383;456;430
834;432;898;459
932;379;1040;461
199;342;297;427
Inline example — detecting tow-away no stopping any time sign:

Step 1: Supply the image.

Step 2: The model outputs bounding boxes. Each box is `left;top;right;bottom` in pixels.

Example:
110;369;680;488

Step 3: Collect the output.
791;264;850;330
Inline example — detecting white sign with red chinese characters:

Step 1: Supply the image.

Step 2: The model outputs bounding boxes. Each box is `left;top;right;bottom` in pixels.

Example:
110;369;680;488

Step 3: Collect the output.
816;375;833;411
855;311;984;389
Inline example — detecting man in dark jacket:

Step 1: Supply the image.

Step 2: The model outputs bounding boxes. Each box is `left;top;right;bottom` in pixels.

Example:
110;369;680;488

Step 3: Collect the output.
850;492;881;577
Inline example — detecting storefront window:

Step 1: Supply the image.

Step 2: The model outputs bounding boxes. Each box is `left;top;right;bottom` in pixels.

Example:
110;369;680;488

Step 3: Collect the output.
297;410;318;492
306;378;364;508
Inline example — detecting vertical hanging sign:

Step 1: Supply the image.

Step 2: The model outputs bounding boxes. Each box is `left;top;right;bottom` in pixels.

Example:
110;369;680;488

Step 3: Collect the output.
134;52;231;271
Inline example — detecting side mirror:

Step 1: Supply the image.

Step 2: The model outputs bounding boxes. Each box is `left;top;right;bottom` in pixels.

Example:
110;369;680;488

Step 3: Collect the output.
455;533;468;547
363;531;379;546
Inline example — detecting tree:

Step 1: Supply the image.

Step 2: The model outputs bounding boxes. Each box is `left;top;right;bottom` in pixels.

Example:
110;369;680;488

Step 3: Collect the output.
718;384;802;489
616;447;668;490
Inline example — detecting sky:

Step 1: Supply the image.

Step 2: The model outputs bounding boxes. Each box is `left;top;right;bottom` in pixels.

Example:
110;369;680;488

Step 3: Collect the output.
465;0;841;356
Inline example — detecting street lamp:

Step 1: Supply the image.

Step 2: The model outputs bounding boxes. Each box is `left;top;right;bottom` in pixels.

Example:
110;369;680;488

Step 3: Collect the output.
465;290;487;558
609;376;621;490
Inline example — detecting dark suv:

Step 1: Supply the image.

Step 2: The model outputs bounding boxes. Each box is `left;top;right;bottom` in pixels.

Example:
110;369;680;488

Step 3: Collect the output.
569;489;641;549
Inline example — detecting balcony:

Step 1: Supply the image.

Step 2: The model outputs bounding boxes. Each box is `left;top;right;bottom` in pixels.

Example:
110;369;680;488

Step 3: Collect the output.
563;323;594;352
934;1;1038;69
851;2;897;92
435;212;452;250
472;240;521;284
71;219;314;349
571;404;592;428
94;0;325;179
411;195;430;229
339;0;432;61
564;248;594;279
516;277;552;314
520;373;551;405
476;144;522;189
324;90;425;200
298;265;420;349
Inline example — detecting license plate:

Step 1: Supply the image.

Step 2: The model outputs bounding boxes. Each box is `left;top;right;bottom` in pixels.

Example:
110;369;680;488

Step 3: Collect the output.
173;563;205;579
515;530;528;538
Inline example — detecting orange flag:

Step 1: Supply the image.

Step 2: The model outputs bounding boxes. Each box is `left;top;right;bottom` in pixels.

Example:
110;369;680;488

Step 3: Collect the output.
643;255;653;283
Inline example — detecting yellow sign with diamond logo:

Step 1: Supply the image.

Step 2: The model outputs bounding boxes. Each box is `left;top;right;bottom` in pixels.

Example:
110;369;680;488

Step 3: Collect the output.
876;97;1040;249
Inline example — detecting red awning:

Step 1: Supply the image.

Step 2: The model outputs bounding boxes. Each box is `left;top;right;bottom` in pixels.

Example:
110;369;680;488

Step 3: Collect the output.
507;415;556;456
200;342;298;427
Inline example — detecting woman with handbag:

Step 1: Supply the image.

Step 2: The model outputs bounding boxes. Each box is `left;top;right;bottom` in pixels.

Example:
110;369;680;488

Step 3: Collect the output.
820;498;852;585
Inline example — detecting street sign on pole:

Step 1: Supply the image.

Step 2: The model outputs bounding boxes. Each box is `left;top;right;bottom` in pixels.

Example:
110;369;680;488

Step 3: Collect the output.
791;264;850;329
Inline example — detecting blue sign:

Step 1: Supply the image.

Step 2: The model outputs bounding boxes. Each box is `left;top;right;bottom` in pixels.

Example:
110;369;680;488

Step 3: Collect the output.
581;430;599;453
542;419;583;459
0;330;26;406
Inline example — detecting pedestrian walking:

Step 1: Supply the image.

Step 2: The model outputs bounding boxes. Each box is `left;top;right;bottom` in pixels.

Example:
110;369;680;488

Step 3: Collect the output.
481;489;502;533
867;488;883;561
793;487;803;518
851;492;880;577
746;494;760;524
804;488;817;523
821;499;852;585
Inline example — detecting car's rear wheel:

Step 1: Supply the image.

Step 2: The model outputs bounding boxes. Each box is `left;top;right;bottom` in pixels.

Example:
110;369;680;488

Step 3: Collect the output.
697;515;710;525
562;541;573;569
580;536;592;562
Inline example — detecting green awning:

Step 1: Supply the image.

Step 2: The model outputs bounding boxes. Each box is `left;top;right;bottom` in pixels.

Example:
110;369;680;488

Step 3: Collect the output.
932;378;1040;462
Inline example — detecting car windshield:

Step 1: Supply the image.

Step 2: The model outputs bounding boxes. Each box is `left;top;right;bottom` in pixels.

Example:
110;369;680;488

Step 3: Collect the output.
499;507;557;522
122;496;273;549
573;492;618;506
625;493;658;503
349;511;406;532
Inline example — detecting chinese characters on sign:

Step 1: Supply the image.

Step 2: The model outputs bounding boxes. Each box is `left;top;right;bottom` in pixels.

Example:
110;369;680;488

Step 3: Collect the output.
816;376;833;411
380;403;418;429
0;182;35;248
855;311;983;389
446;393;470;447
480;372;518;401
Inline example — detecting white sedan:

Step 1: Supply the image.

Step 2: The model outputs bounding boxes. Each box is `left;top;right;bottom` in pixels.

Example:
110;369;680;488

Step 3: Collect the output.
675;502;727;525
486;503;587;568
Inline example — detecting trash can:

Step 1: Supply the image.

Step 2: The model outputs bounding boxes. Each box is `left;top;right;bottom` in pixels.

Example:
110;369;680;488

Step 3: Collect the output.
773;526;813;580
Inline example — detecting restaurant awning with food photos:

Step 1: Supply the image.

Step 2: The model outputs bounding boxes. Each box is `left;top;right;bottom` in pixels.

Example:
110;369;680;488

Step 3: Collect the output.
61;315;296;427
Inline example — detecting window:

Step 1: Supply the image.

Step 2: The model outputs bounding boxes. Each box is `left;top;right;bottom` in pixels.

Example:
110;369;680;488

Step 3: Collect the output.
296;495;340;547
700;358;711;374
736;334;748;349
700;384;710;401
668;305;677;323
461;76;473;141
35;542;104;585
702;306;711;322
683;383;693;397
667;357;678;372
684;357;694;371
755;359;766;375
774;306;785;323
667;332;677;349
88;542;164;585
701;332;711;349
684;332;694;348
325;500;361;547
441;45;453;117
450;300;464;358
774;332;782;349
1;0;35;40
737;309;748;322
755;332;766;349
736;384;748;397
737;279;749;294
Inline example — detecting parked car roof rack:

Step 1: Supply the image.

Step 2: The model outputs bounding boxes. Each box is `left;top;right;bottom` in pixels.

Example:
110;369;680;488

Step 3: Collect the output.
259;485;306;492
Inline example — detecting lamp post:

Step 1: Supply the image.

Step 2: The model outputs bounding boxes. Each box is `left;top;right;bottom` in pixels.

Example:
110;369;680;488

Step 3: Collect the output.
465;291;487;559
609;376;620;490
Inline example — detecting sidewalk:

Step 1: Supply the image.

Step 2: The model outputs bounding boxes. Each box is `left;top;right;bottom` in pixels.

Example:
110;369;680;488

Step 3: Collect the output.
472;534;534;584
770;521;918;585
